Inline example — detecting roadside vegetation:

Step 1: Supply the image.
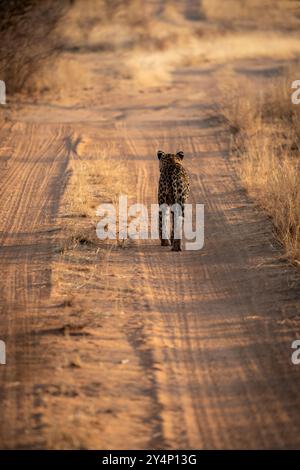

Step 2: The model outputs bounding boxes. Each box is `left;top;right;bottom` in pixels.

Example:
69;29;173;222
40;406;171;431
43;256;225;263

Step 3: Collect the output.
0;0;68;94
218;62;300;266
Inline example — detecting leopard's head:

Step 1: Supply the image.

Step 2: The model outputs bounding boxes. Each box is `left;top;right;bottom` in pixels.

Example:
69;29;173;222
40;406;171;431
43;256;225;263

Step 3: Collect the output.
157;150;184;170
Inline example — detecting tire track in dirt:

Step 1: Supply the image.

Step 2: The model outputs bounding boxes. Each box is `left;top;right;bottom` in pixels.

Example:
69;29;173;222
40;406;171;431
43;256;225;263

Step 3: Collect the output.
118;128;166;448
0;121;69;448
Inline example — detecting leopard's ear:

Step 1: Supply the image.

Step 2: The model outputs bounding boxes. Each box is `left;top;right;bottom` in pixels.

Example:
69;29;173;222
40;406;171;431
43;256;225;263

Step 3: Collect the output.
176;150;184;160
157;150;165;160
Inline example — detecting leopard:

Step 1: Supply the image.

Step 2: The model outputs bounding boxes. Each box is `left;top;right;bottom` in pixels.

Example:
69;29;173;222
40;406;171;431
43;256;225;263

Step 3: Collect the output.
157;150;190;251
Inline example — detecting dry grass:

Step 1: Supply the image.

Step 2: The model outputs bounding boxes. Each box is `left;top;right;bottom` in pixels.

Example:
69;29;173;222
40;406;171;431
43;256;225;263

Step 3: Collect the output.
240;133;300;260
220;67;300;264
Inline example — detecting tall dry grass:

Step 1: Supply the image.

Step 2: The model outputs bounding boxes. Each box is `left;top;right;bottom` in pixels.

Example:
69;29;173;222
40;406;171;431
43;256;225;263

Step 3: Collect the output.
220;67;300;264
240;133;300;260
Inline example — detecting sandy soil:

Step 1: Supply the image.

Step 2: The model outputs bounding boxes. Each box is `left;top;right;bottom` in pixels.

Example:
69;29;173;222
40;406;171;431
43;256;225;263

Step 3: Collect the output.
1;21;300;449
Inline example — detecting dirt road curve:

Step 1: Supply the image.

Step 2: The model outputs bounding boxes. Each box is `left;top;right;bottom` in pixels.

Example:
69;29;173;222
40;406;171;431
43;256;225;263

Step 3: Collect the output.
1;54;300;449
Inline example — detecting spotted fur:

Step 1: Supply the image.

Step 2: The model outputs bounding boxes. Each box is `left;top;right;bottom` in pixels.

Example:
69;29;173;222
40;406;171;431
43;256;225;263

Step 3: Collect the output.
157;150;190;251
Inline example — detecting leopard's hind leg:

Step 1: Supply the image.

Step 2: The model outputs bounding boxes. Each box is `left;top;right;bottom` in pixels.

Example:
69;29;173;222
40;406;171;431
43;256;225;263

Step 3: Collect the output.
158;184;171;246
171;184;185;252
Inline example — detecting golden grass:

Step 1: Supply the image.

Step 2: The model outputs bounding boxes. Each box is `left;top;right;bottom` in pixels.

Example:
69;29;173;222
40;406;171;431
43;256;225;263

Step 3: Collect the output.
240;133;300;259
220;68;300;264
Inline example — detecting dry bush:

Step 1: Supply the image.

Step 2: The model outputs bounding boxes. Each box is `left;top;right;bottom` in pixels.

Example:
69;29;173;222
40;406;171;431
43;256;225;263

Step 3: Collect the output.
0;0;68;94
220;69;300;264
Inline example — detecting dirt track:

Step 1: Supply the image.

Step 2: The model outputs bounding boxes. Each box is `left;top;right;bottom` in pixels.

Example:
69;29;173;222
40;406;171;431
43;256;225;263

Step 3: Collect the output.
1;47;300;448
